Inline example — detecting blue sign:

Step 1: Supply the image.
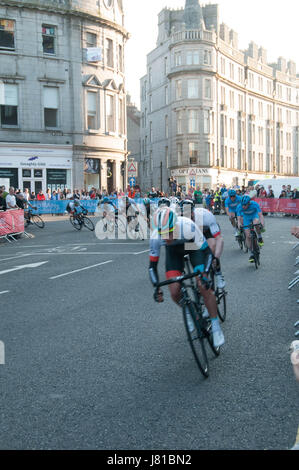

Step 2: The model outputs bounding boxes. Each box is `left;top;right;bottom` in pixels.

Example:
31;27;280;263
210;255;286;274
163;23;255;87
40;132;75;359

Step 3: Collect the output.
30;200;99;214
129;177;136;187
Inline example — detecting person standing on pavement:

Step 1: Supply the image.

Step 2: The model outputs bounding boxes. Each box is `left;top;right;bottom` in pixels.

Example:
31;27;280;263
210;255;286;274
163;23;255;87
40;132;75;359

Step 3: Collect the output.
6;187;18;209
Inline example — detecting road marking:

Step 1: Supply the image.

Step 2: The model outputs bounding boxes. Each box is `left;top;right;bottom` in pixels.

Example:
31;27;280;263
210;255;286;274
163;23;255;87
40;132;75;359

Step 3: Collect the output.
0;261;48;276
0;291;10;295
134;249;150;255
12;252;140;256
0;254;32;262
50;260;113;280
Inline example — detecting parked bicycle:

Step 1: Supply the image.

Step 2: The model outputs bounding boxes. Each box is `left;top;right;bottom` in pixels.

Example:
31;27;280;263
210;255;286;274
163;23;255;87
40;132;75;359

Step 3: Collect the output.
25;208;45;229
241;222;262;269
154;260;222;378
70;210;95;231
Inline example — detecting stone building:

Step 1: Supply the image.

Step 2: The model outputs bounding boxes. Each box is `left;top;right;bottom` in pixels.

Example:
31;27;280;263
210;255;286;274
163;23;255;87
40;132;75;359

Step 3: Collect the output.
0;0;128;194
140;0;299;192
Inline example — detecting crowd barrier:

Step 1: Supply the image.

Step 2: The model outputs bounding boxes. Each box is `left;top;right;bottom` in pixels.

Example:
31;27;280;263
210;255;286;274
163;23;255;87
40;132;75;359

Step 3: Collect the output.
0;209;26;242
254;198;299;215
31;200;99;214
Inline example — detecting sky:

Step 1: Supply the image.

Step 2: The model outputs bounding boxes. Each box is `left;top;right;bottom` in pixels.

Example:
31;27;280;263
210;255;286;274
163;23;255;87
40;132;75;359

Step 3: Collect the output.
123;0;299;108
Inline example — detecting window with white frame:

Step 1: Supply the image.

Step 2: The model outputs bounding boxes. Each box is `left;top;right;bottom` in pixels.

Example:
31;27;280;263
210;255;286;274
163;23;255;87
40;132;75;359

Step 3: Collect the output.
189;142;199;163
204;50;212;65
230;118;235;140
0;83;18;126
165;146;169;168
229;63;234;80
238;68;243;84
204;79;211;99
43;87;59;128
165;115;168;138
258;77;263;92
188;110;199;133
149;94;152;112
105;38;114;68
186;50;200;65
238;94;243;111
164;57;168;75
118;97;125;134
267;80;272;95
165;86;168;105
42;25;56;55
258;101;263;118
220;57;225;75
174;51;182;67
106;94;115;132
0;19;15;50
229;90;234;109
187;79;199;99
118;45;123;72
149;121;152;142
205;142;210;164
86;91;98;130
175;80;182;100
203;110;210;134
177;110;183;134
177;143;182;166
86;32;97;48
220;86;226;105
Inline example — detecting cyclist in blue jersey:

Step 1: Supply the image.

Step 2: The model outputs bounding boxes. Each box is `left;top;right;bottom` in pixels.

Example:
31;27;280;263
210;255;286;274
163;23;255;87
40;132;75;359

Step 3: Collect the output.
237;195;265;263
225;189;242;237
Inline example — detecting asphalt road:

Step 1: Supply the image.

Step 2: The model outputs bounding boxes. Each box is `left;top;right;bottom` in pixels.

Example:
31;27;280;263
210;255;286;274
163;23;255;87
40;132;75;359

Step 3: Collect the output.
0;214;298;450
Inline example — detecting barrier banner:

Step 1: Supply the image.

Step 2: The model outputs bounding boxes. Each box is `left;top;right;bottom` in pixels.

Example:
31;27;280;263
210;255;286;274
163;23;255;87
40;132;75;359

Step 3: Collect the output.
31;200;99;214
255;198;299;214
0;209;24;236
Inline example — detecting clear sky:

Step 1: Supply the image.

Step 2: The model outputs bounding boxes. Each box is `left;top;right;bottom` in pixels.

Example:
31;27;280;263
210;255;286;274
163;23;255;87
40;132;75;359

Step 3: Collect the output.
123;0;299;108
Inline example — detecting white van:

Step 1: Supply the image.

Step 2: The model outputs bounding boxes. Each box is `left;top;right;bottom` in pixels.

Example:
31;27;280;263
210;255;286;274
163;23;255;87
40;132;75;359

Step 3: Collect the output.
253;177;299;197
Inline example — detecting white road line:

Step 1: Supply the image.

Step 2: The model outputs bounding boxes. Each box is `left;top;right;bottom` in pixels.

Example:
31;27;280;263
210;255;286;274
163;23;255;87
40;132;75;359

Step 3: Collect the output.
13;252;139;256
50;260;113;280
134;249;150;255
0;291;10;295
0;254;31;262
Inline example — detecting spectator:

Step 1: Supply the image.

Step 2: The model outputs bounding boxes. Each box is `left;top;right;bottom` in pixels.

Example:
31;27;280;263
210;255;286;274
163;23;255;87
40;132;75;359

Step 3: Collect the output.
128;187;136;198
279;190;287;199
73;189;81;200
266;185;273;197
259;186;267;198
90;188;97;199
6;187;18;209
148;187;158;199
267;189;275;198
292;188;299;199
23;188;30;201
193;186;203;204
286;185;293;199
0;185;8;198
57;188;63;200
45;188;51;200
0;189;7;211
30;191;36;201
37;190;46;201
51;190;58;201
65;189;73;200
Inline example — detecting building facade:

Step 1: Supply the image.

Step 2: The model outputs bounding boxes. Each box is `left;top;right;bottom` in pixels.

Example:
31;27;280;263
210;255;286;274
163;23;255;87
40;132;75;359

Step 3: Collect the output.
0;0;128;194
126;94;141;187
140;0;299;192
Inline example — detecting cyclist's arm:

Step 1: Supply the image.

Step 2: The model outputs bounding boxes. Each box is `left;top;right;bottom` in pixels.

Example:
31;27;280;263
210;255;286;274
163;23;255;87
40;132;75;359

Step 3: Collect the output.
258;211;265;227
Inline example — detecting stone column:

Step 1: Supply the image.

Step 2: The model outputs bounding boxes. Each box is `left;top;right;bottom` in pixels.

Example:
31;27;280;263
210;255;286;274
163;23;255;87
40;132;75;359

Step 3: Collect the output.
101;160;107;192
113;160;122;192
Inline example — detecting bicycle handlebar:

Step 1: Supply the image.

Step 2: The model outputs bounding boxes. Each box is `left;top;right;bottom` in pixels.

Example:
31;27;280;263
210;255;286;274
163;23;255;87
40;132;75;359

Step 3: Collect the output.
156;271;202;289
241;223;262;229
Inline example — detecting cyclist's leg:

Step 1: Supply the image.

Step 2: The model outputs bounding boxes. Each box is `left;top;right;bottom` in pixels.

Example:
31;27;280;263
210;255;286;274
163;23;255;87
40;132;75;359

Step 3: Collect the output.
165;244;185;304
253;217;264;245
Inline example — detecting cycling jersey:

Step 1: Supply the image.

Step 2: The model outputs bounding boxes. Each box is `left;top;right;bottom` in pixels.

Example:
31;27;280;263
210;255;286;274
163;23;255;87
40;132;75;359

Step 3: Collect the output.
194;208;221;239
150;216;211;279
225;195;242;213
237;200;262;227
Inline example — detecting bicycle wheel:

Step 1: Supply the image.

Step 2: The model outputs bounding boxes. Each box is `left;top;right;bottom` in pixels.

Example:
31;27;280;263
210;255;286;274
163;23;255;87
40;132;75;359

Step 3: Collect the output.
252;235;260;269
242;235;248;253
32;215;45;229
83;216;95;231
216;289;227;323
237;236;243;250
182;302;209;378
116;216;126;235
70;216;82;230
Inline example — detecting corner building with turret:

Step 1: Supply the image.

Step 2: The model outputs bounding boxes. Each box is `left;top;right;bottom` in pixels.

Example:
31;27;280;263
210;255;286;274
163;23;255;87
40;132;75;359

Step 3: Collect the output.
0;0;128;193
140;0;299;192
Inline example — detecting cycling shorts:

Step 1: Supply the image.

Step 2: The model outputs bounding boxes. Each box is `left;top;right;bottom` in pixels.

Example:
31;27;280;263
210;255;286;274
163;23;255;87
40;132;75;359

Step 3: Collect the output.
165;244;211;279
203;225;221;240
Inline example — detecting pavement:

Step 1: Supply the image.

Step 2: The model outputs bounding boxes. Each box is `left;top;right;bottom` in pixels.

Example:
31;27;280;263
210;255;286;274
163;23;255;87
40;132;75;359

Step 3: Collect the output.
0;214;298;450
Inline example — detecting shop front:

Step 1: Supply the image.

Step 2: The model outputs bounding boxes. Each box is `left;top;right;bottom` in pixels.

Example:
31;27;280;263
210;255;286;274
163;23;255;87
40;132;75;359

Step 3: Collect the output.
170;168;217;192
84;156;123;193
0;144;72;193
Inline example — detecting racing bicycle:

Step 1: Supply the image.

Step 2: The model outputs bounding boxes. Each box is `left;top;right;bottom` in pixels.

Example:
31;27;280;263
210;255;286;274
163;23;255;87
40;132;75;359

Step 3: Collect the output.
70;211;95;231
241;222;262;269
25;208;45;229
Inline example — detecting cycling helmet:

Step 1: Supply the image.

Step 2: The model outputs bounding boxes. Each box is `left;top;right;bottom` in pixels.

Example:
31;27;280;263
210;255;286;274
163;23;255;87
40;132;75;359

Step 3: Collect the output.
102;197;110;203
241;195;251;206
228;189;236;197
180;199;195;215
143;197;150;206
170;196;179;204
153;207;177;235
74;200;80;206
158;197;171;207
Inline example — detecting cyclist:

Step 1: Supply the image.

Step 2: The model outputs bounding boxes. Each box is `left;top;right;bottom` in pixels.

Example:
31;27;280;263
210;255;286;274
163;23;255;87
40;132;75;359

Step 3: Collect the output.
225;189;242;237
237;195;265;263
66;199;87;224
149;207;225;348
180;199;225;290
213;188;222;214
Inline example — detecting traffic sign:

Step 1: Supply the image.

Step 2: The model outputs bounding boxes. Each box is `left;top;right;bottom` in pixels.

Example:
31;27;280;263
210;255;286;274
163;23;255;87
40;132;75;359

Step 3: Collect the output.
128;161;138;176
129;177;136;187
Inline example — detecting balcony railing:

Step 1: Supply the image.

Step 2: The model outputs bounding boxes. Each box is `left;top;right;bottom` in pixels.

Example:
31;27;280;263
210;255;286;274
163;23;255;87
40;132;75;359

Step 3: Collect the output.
171;29;216;45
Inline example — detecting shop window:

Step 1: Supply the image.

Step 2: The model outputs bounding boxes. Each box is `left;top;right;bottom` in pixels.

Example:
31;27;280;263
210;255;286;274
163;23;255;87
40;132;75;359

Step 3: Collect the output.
0;19;15;50
42;25;56;55
0;84;18;126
